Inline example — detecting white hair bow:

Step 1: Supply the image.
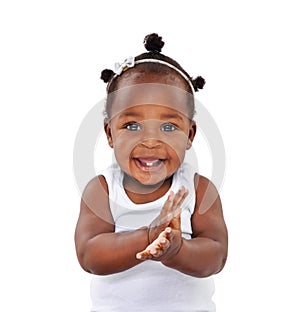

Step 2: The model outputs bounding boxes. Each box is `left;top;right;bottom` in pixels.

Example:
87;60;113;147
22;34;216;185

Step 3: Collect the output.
114;56;135;75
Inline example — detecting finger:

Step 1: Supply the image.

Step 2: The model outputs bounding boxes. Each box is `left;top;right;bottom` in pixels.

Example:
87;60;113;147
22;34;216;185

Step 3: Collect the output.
151;230;169;250
158;188;187;230
142;230;168;256
171;189;188;217
162;191;174;215
159;191;175;224
164;227;172;234
137;232;170;259
151;239;170;257
136;249;152;260
163;227;172;239
150;231;171;256
174;187;189;208
164;228;174;244
172;187;186;208
169;210;181;230
148;192;174;234
173;207;182;220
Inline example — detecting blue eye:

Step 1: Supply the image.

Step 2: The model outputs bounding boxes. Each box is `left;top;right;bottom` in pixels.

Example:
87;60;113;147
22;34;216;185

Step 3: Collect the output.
125;122;141;131
161;123;178;132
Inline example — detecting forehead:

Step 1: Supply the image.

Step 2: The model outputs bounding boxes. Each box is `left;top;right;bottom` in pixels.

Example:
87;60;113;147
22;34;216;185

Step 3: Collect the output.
114;104;188;123
107;83;193;119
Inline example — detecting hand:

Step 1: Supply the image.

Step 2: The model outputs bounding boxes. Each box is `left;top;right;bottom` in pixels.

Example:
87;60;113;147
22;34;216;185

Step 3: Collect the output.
147;186;188;244
136;214;183;261
136;227;172;260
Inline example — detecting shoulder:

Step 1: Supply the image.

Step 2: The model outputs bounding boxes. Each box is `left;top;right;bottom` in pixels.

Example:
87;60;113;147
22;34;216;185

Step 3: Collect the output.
193;174;221;215
192;174;227;240
80;174;112;223
82;175;108;202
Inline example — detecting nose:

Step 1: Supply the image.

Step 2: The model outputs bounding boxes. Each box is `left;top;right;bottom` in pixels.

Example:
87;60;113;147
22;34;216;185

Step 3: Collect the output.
140;138;162;149
138;120;163;148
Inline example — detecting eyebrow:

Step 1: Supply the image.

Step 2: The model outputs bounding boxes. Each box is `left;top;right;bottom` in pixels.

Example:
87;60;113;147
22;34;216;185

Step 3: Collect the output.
115;111;185;121
159;113;184;121
117;111;142;119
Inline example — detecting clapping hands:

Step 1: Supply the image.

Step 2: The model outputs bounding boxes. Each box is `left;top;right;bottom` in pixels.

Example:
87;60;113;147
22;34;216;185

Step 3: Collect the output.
136;186;188;261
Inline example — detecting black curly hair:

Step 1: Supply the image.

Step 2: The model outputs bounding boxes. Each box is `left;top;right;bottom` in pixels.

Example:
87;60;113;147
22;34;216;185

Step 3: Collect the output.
101;33;205;118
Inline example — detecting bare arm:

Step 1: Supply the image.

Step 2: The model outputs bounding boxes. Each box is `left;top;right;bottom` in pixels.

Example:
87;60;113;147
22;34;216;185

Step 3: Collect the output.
74;176;149;275
162;175;228;278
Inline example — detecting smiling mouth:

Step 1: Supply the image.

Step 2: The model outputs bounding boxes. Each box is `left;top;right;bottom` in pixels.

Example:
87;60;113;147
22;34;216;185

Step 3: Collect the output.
134;158;165;170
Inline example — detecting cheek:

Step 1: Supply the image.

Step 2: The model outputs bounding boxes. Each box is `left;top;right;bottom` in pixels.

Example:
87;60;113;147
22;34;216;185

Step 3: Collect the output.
163;133;190;159
112;131;140;153
165;132;189;147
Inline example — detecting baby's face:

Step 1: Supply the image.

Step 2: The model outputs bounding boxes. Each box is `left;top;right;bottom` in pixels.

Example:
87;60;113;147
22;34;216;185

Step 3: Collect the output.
105;75;196;187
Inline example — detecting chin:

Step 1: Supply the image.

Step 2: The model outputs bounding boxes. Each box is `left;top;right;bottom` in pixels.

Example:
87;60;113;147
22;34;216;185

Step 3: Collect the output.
136;176;166;187
134;171;174;188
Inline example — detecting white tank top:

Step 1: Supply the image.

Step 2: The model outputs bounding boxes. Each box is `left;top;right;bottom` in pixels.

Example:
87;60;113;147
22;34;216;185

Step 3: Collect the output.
90;163;215;312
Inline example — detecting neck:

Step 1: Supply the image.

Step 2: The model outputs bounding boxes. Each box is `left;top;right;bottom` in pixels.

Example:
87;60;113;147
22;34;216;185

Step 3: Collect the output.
123;174;173;204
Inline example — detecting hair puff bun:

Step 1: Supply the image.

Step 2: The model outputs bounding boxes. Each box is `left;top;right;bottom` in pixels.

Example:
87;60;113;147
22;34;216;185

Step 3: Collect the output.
100;69;115;83
143;33;165;53
192;76;206;90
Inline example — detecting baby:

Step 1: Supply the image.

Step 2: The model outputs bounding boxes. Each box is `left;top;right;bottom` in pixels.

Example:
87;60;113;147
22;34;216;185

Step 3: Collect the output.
75;33;228;312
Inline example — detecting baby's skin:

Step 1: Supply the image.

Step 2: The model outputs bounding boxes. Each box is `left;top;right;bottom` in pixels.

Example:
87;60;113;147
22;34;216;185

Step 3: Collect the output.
136;187;188;261
136;227;173;259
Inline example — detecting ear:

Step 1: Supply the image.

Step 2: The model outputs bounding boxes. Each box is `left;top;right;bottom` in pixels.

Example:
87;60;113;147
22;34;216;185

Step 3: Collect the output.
186;120;196;150
104;119;114;148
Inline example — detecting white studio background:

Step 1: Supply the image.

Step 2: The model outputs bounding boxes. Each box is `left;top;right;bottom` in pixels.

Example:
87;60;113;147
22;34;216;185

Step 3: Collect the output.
0;1;299;311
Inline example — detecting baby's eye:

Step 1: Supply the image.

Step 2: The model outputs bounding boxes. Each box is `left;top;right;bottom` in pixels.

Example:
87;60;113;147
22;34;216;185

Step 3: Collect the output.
160;123;178;132
125;122;141;131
